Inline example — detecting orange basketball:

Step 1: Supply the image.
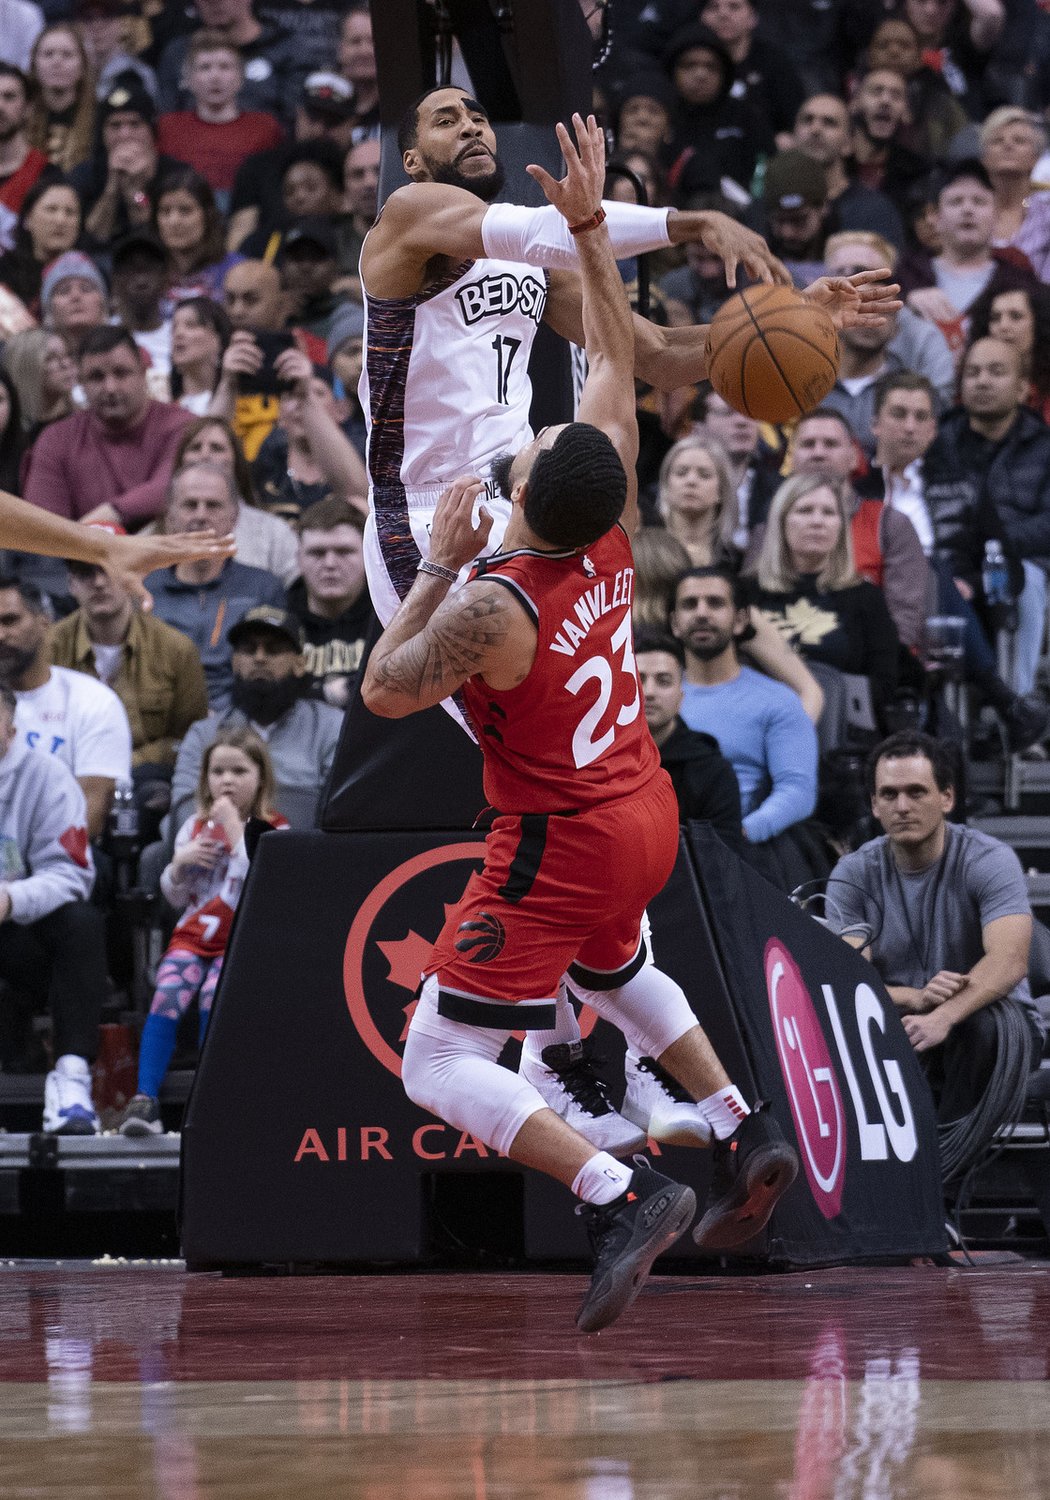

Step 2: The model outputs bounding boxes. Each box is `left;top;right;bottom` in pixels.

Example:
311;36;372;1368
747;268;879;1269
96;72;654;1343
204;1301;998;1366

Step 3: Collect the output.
705;285;840;424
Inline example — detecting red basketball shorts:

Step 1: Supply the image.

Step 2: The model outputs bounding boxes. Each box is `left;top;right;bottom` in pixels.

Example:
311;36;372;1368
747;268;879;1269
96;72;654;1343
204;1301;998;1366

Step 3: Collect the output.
425;770;680;1003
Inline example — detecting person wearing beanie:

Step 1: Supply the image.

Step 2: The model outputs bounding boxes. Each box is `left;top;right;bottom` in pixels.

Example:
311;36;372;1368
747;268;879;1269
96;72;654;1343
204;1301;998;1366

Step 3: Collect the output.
70;70;188;249
662;23;766;198
40;248;108;356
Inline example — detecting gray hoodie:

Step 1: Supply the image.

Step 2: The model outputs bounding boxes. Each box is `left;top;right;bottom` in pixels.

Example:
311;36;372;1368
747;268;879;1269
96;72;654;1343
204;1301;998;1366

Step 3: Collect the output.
0;739;94;924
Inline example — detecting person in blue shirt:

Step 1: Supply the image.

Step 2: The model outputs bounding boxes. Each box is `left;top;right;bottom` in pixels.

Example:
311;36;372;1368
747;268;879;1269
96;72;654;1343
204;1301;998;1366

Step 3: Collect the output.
669;565;817;845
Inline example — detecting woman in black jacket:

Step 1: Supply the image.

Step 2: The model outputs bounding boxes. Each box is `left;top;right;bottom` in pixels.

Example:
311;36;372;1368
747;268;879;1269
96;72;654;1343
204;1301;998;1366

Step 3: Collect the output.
747;472;900;717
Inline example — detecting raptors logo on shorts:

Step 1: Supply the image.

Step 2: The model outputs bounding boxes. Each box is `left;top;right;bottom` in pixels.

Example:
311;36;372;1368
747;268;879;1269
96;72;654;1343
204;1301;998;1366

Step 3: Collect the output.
454;911;507;963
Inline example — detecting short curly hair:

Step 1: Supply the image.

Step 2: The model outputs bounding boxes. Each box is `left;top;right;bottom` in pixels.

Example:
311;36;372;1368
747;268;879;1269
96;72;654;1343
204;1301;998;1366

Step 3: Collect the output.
523;423;627;548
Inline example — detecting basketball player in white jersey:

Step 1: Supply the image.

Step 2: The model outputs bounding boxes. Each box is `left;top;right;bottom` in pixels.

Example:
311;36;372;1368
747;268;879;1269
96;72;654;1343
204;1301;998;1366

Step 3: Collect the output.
358;89;900;1154
358;85;898;628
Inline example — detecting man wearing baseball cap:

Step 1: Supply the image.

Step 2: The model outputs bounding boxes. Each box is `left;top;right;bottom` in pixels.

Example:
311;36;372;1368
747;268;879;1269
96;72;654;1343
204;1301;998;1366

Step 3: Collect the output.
170;603;342;832
761;148;833;284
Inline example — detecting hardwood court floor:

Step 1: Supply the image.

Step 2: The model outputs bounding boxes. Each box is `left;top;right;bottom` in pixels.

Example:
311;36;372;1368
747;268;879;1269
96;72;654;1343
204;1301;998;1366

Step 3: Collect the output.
0;1262;1048;1499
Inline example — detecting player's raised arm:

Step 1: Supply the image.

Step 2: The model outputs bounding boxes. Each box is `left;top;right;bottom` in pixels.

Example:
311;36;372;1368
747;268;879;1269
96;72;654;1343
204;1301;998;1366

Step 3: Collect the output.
362;87;791;301
528;115;639;534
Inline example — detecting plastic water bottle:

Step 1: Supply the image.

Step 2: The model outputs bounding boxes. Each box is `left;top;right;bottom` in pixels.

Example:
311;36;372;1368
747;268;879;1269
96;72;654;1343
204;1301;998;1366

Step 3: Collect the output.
109;780;138;842
109;781;139;894
982;539;1011;606
982;539;1017;632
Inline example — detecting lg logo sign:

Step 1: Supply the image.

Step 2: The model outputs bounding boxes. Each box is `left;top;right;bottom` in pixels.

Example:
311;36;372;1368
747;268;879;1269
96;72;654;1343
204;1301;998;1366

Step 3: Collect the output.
765;939;918;1221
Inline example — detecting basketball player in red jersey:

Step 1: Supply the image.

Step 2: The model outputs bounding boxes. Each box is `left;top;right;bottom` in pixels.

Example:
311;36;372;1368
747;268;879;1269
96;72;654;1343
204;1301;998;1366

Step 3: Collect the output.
363;116;799;1333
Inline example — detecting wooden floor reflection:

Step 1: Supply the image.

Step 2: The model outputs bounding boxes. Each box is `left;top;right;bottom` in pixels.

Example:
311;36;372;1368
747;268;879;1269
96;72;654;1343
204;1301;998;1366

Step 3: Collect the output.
2;1264;1049;1499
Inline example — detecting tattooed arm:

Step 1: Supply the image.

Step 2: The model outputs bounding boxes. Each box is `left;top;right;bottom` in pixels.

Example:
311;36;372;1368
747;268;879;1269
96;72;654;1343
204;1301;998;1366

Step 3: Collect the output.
363;577;530;716
362;475;538;717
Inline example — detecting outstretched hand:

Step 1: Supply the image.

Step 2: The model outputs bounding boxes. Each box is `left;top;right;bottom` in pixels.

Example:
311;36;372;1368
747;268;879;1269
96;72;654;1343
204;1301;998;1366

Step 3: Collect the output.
429;475;493;574
802;268;903;330
694;214;794;289
526;112;606;225
103;529;236;611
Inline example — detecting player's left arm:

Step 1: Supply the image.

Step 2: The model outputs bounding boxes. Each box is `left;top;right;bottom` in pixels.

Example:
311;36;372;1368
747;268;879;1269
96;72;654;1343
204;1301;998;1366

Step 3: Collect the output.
531;117;640;534
362;476;528;717
544;270;902;394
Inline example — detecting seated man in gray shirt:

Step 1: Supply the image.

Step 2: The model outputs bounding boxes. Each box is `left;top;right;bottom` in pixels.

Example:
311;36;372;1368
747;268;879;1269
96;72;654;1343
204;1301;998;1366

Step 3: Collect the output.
828;731;1044;1122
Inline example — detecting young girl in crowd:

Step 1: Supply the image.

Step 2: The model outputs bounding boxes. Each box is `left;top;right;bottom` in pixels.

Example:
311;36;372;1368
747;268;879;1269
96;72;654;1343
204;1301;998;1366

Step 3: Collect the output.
119;729;287;1135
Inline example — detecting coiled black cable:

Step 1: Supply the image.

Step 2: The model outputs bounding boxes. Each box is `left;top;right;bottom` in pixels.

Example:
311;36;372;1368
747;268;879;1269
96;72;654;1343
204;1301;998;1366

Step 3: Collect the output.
937;998;1033;1184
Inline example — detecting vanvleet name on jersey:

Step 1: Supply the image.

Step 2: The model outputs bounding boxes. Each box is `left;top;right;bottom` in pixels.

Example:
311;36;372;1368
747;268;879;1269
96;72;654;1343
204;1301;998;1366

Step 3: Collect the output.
550;568;635;658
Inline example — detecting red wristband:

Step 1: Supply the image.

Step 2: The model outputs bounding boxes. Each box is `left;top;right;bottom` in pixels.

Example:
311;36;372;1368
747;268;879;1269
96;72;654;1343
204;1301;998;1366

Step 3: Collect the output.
568;206;607;236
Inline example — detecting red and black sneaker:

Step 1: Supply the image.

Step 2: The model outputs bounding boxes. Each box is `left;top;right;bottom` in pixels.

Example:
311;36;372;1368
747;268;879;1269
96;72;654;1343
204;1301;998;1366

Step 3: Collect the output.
575;1158;696;1334
692;1101;798;1251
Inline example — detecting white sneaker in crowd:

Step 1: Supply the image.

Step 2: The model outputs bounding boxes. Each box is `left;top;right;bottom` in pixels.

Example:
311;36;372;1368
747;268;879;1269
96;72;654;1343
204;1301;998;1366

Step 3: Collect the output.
43;1055;101;1136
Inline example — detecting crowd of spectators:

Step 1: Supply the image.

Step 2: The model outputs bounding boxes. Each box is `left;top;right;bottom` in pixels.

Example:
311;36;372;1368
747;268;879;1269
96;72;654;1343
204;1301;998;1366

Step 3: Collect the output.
0;0;1046;1138
0;0;381;1131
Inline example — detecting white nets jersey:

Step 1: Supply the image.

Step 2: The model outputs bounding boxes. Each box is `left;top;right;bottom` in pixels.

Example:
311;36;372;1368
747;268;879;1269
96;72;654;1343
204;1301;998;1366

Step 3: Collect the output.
361;253;547;495
360;253;548;632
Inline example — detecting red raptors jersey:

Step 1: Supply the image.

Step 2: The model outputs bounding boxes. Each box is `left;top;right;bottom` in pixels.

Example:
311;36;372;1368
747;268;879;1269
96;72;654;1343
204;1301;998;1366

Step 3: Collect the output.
462;525;661;813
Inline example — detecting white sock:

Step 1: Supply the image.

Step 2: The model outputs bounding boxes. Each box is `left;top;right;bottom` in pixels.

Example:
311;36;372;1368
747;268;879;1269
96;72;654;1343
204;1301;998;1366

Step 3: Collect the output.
521;986;581;1061
572;1151;634;1205
698;1085;750;1142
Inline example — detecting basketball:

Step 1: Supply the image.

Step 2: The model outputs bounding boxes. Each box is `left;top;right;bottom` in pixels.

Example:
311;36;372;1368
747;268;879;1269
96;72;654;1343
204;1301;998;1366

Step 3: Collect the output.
705;285;840;424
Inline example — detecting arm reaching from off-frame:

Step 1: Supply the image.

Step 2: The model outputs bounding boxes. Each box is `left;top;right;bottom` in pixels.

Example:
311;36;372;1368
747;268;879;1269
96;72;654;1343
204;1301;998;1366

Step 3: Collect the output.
0;487;234;610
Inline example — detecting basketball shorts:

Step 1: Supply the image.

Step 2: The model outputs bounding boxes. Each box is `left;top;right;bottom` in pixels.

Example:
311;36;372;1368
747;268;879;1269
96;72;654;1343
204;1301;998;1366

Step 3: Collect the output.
424;772;680;1011
364;479;513;627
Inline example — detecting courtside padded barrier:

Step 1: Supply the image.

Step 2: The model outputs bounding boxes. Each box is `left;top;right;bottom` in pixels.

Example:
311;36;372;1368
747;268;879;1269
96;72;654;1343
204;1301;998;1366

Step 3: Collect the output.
180;825;946;1268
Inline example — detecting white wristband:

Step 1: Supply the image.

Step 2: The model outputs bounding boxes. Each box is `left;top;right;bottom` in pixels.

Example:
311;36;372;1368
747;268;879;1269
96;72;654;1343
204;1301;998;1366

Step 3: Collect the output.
481;199;672;270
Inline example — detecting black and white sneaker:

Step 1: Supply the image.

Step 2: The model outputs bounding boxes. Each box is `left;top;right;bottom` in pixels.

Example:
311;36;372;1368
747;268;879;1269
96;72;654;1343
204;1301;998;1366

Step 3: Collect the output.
693;1101;798;1250
575;1157;696;1333
118;1094;163;1136
622;1052;712;1146
520;1041;646;1156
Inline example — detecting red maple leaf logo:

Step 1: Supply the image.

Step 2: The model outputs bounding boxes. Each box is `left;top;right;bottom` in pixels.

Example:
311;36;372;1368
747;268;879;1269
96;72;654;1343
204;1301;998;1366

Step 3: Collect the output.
377;928;434;993
59;825;90;869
